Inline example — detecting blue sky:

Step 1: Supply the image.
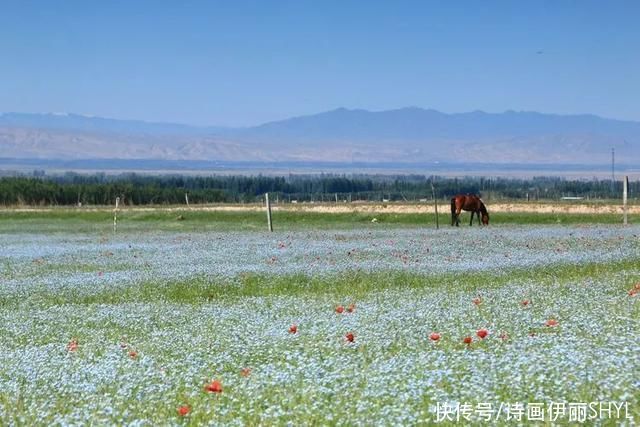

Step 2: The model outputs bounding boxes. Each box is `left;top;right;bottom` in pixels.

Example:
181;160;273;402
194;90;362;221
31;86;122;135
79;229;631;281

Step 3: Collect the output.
0;0;638;126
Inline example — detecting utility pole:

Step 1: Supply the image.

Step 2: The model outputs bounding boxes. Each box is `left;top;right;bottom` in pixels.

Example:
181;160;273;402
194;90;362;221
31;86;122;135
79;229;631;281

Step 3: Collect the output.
611;148;615;194
623;176;628;225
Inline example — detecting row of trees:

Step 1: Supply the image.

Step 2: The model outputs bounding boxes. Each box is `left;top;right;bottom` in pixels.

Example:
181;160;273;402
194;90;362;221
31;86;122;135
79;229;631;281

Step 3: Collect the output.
0;173;635;206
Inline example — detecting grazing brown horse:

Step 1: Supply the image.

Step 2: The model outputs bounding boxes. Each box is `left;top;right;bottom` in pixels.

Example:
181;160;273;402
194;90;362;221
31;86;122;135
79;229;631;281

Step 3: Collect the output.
451;194;489;226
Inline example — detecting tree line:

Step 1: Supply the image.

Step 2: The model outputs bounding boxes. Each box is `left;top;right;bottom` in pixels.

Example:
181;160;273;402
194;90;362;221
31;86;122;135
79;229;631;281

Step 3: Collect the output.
0;172;635;206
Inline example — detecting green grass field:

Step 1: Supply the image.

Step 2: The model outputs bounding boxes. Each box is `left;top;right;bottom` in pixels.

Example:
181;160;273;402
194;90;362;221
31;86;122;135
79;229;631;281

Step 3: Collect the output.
0;206;632;234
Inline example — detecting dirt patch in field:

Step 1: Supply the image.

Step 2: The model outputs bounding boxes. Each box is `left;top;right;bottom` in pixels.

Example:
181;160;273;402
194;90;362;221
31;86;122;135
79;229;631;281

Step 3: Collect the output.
273;203;639;215
489;203;639;215
3;202;638;215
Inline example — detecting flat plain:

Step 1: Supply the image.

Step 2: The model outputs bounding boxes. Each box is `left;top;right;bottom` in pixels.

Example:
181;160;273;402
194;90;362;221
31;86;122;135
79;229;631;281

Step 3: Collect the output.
0;207;638;424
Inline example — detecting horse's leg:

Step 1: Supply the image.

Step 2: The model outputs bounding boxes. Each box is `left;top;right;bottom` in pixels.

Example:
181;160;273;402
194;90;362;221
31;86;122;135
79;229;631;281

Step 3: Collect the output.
469;211;474;226
451;198;461;226
450;199;454;226
450;198;457;226
451;197;460;227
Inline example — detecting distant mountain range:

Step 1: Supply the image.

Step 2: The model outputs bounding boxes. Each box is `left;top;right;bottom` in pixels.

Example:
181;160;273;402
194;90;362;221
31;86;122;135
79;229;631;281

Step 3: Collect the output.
1;108;638;165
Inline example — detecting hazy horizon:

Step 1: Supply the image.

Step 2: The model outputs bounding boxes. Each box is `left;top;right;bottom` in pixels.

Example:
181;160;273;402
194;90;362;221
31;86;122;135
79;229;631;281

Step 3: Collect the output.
2;106;640;129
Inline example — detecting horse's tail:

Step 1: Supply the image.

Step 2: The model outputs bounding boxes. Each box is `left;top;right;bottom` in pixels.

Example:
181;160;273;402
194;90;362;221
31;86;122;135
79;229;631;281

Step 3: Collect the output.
450;197;457;225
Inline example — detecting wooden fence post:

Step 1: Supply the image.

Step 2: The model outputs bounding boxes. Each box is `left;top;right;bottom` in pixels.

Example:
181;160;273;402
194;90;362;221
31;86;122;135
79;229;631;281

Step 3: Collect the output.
623;176;628;225
431;183;439;229
113;196;120;233
265;193;273;232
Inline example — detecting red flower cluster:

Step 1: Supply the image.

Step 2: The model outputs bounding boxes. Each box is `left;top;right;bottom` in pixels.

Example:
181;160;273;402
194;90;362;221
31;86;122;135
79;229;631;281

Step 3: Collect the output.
463;336;473;345
289;324;298;334
476;328;489;339
177;405;190;416
335;303;356;313
204;379;223;393
345;332;355;343
545;318;559;327
67;338;78;352
429;332;441;342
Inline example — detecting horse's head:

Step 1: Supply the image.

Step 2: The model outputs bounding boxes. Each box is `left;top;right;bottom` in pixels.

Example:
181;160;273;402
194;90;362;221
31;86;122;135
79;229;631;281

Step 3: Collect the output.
480;203;489;225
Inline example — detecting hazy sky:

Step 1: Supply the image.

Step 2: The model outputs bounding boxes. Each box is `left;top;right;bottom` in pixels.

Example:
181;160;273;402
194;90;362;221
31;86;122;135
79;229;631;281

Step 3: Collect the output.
0;0;638;126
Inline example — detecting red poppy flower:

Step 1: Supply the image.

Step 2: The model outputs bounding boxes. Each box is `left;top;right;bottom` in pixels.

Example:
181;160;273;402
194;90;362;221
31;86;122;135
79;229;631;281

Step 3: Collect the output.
129;351;138;359
240;367;252;377
472;297;482;306
289;324;298;334
545;319;558;327
347;303;356;313
463;336;473;345
335;305;345;314
476;328;489;339
429;332;441;341
345;332;355;343
67;339;78;352
521;299;530;306
205;379;223;393
629;289;637;297
177;405;190;416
